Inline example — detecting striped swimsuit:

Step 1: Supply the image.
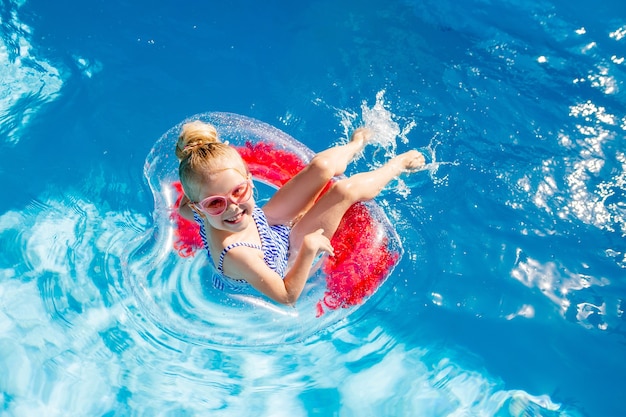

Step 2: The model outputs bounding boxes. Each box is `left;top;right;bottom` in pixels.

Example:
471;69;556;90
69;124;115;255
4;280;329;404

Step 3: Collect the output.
195;206;291;292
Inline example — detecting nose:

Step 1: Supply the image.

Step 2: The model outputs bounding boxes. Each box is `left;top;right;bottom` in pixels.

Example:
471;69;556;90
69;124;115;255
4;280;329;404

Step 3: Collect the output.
224;197;240;212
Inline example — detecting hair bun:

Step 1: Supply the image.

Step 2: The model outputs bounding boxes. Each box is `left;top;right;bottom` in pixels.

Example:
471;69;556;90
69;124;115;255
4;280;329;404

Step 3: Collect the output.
175;121;219;160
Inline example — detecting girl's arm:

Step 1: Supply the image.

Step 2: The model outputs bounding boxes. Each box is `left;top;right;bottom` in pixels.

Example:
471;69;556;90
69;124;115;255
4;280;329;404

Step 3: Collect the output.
223;229;333;306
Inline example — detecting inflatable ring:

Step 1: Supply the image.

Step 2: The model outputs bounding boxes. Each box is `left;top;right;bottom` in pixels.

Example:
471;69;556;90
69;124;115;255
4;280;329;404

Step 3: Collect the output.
125;112;403;347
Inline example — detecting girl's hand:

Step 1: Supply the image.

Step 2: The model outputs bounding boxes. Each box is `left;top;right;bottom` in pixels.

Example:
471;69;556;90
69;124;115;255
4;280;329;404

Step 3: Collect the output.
238;228;333;306
302;228;334;257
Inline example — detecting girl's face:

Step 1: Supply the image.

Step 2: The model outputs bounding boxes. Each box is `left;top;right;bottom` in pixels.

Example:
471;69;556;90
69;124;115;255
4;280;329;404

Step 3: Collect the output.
194;165;255;233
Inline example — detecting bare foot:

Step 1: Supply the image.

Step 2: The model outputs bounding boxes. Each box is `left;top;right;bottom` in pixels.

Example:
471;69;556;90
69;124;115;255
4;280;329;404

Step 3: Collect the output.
399;150;426;171
350;127;373;150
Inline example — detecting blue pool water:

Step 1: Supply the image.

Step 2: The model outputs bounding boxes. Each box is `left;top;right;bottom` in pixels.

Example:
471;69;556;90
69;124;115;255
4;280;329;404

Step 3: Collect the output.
1;0;625;415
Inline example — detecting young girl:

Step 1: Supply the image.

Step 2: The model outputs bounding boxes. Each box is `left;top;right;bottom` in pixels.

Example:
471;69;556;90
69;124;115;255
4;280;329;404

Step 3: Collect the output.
176;120;424;306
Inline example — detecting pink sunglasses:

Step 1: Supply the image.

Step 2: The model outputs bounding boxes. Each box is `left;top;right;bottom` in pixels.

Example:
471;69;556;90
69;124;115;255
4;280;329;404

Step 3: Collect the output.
196;180;253;216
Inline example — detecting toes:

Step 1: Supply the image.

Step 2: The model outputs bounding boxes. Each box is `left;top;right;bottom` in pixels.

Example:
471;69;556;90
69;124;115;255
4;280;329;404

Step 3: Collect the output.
404;150;425;171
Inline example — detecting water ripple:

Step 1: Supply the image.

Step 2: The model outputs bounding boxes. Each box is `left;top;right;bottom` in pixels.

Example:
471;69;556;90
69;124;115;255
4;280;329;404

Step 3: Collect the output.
0;182;578;416
0;0;64;144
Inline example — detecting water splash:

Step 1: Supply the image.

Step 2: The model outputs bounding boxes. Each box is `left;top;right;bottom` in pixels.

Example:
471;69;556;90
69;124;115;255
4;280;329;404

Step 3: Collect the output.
360;90;406;155
334;90;454;197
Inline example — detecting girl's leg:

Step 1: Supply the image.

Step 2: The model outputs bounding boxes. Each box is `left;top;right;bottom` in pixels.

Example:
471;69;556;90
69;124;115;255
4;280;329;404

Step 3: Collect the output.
263;128;372;225
289;150;424;252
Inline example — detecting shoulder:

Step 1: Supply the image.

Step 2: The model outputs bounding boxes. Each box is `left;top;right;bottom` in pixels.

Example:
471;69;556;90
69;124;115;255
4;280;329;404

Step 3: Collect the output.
220;243;265;280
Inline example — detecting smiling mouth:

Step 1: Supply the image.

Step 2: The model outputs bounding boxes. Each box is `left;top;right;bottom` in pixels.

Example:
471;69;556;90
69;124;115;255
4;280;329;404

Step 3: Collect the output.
224;209;246;223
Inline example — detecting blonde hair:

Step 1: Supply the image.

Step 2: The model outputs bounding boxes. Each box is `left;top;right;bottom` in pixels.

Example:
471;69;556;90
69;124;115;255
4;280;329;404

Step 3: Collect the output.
175;120;245;200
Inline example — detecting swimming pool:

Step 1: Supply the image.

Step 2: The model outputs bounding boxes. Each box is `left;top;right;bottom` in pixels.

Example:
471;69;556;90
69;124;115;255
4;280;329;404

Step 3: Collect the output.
1;0;624;415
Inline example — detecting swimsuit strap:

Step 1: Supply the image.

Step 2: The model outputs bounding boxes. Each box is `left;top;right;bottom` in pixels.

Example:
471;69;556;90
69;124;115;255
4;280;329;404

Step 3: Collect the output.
252;206;291;278
217;242;262;275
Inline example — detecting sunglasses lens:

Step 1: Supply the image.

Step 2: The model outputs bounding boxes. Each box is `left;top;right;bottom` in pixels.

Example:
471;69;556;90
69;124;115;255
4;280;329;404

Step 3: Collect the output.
201;198;227;215
198;180;253;216
233;182;252;202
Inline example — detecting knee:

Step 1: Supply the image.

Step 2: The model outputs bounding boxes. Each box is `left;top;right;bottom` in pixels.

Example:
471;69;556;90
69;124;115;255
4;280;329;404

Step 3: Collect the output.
308;155;335;181
328;179;359;203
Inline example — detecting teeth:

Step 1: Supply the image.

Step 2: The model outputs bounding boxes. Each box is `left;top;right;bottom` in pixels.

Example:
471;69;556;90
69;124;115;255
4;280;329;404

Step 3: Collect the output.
226;211;243;222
